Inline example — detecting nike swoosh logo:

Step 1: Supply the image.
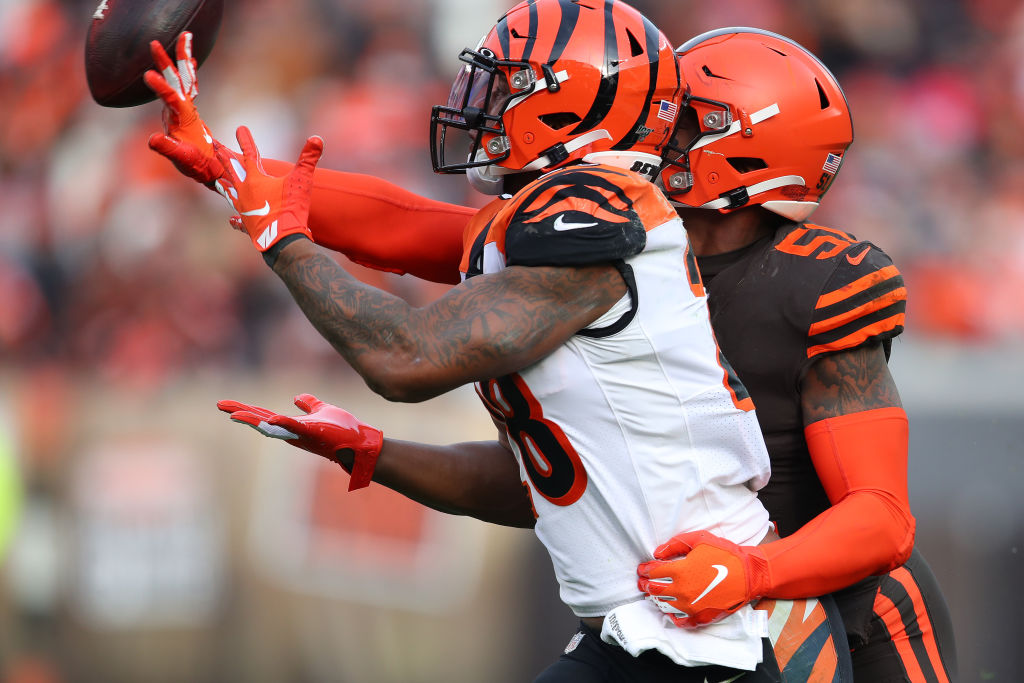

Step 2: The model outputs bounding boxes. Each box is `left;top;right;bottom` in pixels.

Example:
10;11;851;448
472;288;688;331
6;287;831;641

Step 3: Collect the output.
553;214;599;231
240;201;271;217
846;245;870;266
691;564;729;605
703;674;744;683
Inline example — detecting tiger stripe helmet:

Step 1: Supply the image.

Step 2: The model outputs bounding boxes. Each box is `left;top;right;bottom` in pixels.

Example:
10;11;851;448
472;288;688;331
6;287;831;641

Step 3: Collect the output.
660;28;854;221
430;0;681;191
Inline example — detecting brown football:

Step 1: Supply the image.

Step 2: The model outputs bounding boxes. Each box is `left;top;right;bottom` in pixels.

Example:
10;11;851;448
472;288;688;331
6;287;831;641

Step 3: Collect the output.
85;0;223;108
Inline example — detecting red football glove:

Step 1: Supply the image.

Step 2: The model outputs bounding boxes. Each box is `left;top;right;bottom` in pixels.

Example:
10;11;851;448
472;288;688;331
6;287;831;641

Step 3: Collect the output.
637;530;772;628
144;32;230;185
213;126;323;253
217;393;383;491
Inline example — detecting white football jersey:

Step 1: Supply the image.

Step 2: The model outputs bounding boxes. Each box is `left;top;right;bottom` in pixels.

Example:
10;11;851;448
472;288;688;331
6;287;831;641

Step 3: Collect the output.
462;165;772;617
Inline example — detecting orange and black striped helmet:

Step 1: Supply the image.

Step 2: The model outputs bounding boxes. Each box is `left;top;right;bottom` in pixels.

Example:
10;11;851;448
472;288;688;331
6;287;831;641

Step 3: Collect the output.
659;28;854;221
430;0;681;191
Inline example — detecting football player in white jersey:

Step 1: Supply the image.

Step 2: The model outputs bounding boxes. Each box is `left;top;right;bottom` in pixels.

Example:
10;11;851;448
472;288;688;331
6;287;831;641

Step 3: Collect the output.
159;0;852;679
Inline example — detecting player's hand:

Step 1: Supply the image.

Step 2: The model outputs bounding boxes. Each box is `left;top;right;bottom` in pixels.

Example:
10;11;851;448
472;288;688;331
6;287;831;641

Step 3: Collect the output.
144;31;228;184
213;126;323;253
637;530;771;628
217;393;384;491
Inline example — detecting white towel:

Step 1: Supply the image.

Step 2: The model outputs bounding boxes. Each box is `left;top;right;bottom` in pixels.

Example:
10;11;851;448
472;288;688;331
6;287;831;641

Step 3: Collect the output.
600;597;769;670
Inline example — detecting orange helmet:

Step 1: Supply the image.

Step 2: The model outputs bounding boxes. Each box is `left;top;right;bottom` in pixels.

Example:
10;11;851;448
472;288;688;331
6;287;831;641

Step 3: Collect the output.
659;28;853;221
431;0;681;194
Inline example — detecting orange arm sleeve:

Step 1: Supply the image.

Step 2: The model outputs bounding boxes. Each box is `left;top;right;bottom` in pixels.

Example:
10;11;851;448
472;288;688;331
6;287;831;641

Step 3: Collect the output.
758;407;916;598
263;160;476;285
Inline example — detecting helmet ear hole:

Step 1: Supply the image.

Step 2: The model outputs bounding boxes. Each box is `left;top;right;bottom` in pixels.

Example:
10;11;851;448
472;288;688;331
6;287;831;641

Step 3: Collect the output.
727;157;768;173
816;79;830;109
539;112;583;131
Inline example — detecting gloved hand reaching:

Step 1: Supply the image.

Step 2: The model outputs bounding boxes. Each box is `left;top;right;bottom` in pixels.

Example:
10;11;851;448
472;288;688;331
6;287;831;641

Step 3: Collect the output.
144;32;229;185
212;125;323;257
217;393;384;491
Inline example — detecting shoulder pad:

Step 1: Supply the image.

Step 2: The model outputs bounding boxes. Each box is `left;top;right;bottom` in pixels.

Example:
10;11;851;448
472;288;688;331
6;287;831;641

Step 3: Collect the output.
502;166;670;267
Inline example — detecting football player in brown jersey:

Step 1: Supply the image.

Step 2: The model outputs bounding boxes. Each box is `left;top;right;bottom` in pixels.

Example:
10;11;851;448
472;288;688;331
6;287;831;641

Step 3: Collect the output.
634;29;957;683
147;18;953;683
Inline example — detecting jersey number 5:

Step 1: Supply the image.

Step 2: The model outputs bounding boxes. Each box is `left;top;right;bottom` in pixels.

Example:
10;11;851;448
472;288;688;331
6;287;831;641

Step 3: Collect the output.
477;374;588;507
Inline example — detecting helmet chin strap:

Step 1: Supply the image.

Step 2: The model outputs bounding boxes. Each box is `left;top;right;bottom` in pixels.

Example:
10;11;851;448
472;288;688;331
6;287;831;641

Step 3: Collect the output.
521;129;613;172
697;175;805;210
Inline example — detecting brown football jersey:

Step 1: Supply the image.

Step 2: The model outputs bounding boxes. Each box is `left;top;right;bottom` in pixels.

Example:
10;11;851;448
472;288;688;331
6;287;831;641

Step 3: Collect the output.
696;222;906;537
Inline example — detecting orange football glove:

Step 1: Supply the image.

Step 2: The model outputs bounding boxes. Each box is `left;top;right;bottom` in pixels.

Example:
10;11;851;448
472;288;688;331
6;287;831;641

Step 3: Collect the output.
217;393;383;491
637;530;772;628
213;126;323;259
144;32;231;185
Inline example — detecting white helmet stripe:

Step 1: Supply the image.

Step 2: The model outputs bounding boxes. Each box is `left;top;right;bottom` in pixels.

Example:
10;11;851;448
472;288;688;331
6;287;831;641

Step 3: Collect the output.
691;103;781;151
699;174;805;210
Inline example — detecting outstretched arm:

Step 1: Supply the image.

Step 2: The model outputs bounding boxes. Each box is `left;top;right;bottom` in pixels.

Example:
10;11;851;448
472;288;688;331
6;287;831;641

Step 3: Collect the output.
219;394;534;527
262;160;473;285
146;33;472;285
214;128;627;403
273;238;622;402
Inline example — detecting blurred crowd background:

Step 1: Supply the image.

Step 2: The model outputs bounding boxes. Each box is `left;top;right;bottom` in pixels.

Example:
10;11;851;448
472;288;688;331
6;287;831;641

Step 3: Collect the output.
0;0;1022;681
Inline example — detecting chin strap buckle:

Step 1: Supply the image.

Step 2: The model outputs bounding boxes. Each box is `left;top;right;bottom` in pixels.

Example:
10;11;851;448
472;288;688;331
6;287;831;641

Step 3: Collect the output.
720;186;750;209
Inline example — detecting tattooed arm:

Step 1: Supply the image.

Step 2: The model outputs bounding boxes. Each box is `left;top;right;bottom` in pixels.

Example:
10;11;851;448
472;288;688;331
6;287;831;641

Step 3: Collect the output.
712;343;915;599
800;343;902;423
272;238;627;402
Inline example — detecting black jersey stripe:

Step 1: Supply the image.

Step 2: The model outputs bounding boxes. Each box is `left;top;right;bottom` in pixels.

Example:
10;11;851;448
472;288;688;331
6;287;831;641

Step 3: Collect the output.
807;303;905;355
815;264;901;310
810;284;907;336
569;0;619;136
611;14;661;151
812;271;905;328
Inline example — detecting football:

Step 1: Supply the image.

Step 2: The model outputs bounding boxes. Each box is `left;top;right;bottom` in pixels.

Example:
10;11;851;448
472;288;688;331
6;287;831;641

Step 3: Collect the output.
85;0;224;108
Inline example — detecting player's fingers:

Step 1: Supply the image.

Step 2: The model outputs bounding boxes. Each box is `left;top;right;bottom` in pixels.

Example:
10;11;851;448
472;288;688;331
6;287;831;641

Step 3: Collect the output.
293;393;324;414
636;560;669;580
217;400;275;420
213;179;239;209
228;215;245;232
653;533;697;560
175;32;192;65
147;132;178;156
149;39;174;73
235;126;261;165
143;69;179;104
638;577;674;598
175;32;195;97
294;136;324;175
229;412;299;440
266;415;306;439
226;410;262;428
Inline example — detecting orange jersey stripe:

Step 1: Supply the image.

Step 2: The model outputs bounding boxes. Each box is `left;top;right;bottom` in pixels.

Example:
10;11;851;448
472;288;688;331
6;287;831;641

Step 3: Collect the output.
807;313;905;358
815;265;901;309
874;590;929;682
808;286;907;336
888;566;952;683
808;637;840;682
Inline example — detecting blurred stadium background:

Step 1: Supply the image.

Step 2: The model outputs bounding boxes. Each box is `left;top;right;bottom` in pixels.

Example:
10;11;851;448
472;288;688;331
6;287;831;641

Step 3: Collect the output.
0;0;1022;680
